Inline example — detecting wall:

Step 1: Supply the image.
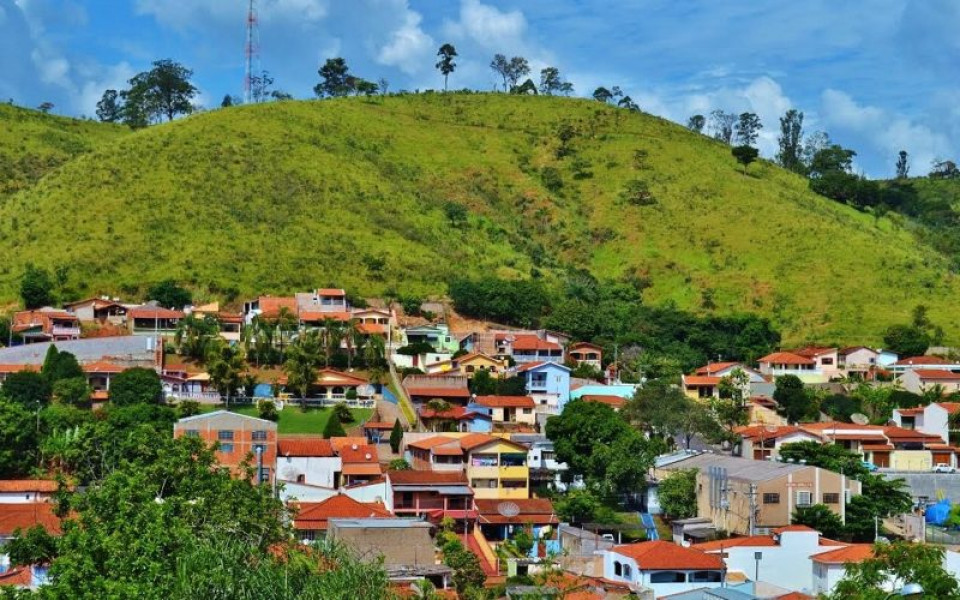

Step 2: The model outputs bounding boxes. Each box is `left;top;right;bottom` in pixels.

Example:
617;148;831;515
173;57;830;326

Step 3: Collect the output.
275;455;341;488
879;471;960;503
329;523;434;567
890;450;933;472
279;481;392;510
715;530;828;593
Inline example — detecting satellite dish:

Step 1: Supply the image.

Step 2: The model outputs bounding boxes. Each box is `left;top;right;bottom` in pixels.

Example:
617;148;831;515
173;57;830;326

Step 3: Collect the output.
357;384;375;397
497;501;520;518
850;413;870;425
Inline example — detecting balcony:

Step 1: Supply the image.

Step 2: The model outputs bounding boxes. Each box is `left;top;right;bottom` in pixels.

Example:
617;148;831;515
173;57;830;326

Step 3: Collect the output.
51;326;81;337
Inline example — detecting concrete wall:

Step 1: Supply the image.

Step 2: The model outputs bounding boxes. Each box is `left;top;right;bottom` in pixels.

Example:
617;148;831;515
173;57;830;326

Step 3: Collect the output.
879;472;960;503
329;523;435;567
275;456;341;488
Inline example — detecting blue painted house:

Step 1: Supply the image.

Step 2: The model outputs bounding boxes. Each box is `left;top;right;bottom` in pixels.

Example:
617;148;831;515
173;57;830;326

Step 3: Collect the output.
515;361;571;414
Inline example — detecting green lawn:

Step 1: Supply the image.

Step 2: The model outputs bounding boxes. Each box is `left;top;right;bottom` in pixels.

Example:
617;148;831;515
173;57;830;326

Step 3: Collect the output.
201;404;372;435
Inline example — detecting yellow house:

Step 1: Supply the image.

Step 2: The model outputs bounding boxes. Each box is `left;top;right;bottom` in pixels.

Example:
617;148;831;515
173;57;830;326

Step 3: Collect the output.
454;352;509;378
405;433;530;500
474;395;537;427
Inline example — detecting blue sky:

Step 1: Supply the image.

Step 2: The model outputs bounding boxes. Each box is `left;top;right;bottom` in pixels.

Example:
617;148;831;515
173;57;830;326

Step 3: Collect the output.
3;0;957;177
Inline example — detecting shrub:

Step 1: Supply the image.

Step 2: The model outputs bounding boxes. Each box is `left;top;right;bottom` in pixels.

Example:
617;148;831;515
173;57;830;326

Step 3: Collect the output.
257;399;279;422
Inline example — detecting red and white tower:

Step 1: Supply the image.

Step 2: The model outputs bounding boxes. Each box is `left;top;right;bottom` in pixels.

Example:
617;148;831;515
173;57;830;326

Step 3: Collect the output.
243;0;259;104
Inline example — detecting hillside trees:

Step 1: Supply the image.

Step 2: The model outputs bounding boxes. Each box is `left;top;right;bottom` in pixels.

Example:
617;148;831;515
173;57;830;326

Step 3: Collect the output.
104;59;198;127
732;145;759;174
735;112;762;146
448;276;551;328
315;58;351;97
776;109;805;173
773;374;815;423
490;54;531;91
285;330;323;407
709;109;735;144
593;87;613;103
539;67;574;96
895;150;909;178
687;114;706;133
20;264;55;309
95;89;122;122
436;43;458;91
109;367;163;406
148;279;192;309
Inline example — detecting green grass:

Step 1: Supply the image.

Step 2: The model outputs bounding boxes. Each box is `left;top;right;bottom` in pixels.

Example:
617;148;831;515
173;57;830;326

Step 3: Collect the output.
203;405;372;435
1;94;959;343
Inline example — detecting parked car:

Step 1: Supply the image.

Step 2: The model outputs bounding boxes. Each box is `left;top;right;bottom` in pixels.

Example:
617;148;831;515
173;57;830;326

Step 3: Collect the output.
861;460;879;472
933;464;956;474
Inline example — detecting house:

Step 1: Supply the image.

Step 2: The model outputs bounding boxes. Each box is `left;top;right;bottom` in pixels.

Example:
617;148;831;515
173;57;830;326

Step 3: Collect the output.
695;525;849;595
403;374;471;407
453;352;508;378
419;406;492;433
810;543;960;595
337;443;382;487
405;434;531;500
681;375;723;400
519;436;573;491
83;361;130;397
127;305;184;337
0;480;59;504
0;503;61;589
899;368;960;395
242;295;297;324
654;453;861;536
603;541;725;597
756;353;824;383
402;324;459;354
273;369;374;407
476;498;558;549
567;342;603;370
275;437;341;488
11;309;80;343
890;355;960;375
578;395;627;410
792;347;842;380
838;347;879;380
570;382;638;404
891;401;960;443
290;494;392;542
327;518;454;589
474;395;537;427
734;425;822;461
688;363;772;398
173;411;277;484
63;297;128;325
511;335;564;364
388;469;476;522
296;288;351;323
515;362;571;414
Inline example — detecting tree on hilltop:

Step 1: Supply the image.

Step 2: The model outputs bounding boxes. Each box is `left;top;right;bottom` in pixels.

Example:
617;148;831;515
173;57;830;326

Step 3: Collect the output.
436;43;458;91
121;59;198;126
314;58;351;98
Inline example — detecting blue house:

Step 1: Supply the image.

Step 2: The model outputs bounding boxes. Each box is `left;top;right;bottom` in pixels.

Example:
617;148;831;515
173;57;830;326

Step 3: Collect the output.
516;361;571;413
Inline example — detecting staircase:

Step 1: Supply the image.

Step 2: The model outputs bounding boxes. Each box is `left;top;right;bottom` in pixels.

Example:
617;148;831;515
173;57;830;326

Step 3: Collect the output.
640;512;659;540
467;528;500;577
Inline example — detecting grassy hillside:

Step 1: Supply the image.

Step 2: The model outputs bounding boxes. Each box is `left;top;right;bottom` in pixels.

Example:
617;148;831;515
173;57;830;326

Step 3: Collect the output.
0;103;128;196
0;93;958;343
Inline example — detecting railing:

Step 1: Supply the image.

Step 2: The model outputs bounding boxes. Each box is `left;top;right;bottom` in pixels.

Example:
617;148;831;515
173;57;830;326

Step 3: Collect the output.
472;526;499;574
51;326;81;337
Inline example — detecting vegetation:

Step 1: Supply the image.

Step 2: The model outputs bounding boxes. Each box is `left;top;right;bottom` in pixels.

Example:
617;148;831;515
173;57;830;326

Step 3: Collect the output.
3;95;959;343
108;367;163;406
657;469;698;520
827;541;960;600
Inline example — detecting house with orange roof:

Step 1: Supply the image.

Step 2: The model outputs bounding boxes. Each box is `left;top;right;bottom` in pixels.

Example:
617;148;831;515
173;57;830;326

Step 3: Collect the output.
514;361;571;414
127;305;184;338
604;540;725;596
792;347;841;380
511;334;564;364
890;354;960;375
474;395;537;426
892;401;960;444
756;352;825;383
63;296;129;325
404;434;531;500
453;351;509;378
242;295;297;323
275;436;340;488
418;405;492;433
337;442;382;487
568;342;603;370
290;493;392;542
11;309;80;343
0;480;61;504
402;373;471;406
899;368;960;395
387;469;475;521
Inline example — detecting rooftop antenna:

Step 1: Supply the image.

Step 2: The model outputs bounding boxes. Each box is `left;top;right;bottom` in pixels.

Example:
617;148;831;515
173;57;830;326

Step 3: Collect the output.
243;0;260;104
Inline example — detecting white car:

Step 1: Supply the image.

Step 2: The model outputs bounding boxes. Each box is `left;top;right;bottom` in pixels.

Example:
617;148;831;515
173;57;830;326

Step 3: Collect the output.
933;464;956;473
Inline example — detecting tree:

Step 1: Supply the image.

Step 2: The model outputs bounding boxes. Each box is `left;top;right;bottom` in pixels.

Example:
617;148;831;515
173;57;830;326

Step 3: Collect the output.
53;377;92;408
389;419;403;453
546;400;662;497
778;441;869;478
490;54;510;91
6;524;58;567
776;109;804;173
687;114;706;133
124;59;198;123
206;341;245;405
333;402;354;424
314;57;351;97
221;94;233;108
827;541;960;600
109;367;163;406
96;89;122;122
284;330;322;407
323;413;347;438
810;144;856;176
735;112;762;147
175;313;219;360
388;458;411;471
539;67;573;96
20;264;55;309
435;43;457;91
617;95;639;111
249;70;274;103
930;158;960;179
493;54;531;92
592;87;613;103
792;503;844;539
773;374;813;423
42;349;83;385
256;399;279;421
895;150;909;179
37;102;54;114
147;279;192;309
0;399;38;477
353;79;378;96
801;130;831;168
731;145;759;174
624;380;723;448
469;369;497;396
2;370;51;407
883;324;930;357
658;469;698;519
709;109;735;144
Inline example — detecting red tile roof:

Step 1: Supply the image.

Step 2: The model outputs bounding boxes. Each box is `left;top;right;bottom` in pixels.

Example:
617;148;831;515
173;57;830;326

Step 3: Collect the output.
792;347;837;358
474;395;535;408
772;525;817;534
758;352;815;365
0;503;62;536
911;369;960;380
292;495;391;531
811;544;875;564
256;296;297;314
683;375;721;386
569;342;603;351
407;436;460;451
612;541;724;570
940;402;960;414
387;470;468;485
0;365;42;374
476;499;558;525
735;425;812;441
695;535;780;551
128;306;184;319
82;361;129;374
356;322;386;335
0;566;31;587
695;361;741;375
404;387;471;398
338;444;379;464
419;406;485;421
0;480;59;493
895;355;953;366
362;421;395;430
316;288;346;296
515;361;546;372
299;311;352;322
328;437;368;452
580;395;627;409
277;437;335;457
512;335;561;351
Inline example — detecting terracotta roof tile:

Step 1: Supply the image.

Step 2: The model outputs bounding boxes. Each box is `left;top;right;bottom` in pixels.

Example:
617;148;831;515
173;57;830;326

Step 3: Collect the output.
405;387;471;398
579;395;627;409
695;361;741;375
683;375;722;386
128;306;184;319
695;535;779;551
474;395;535;408
811;544;874;564
895;355;953;366
758;352;815;365
0;503;62;536
292;495;391;530
611;541;724;570
277;437;335;457
512;335;561;351
0;480;59;493
0;566;31;587
337;444;379;463
911;369;960;380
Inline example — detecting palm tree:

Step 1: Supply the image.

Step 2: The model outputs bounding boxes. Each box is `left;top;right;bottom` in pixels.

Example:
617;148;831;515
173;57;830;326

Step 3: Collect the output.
284;330;323;409
275;307;299;363
345;319;364;370
425;398;453;432
207;340;246;408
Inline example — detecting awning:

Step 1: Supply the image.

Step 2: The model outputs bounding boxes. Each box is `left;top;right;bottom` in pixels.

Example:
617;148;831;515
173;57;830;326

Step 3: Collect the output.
391;485;473;494
438;486;474;495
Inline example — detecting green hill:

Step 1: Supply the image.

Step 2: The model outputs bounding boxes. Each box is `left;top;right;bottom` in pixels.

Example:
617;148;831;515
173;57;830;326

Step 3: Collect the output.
0;103;128;196
0;94;958;344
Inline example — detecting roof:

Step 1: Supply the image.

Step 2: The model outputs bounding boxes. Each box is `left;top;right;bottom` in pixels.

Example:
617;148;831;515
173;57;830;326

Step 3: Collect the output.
299;311;352;322
255;296;297;314
329;437;370;452
810;544;875;564
515;360;570;373
940;402;960;414
337;444;379;464
683;375;721;386
758;352;815;365
772;525;817;534
128;306;184;319
568;341;603;351
474;395;535;408
839;346;875;356
658;453;807;482
362;421;395;430
404;387;471;398
0;364;42;374
792;346;837;358
0;480;59;493
695;361;741;375
176;410;278;427
695;535;779;551
316;288;346;296
579;395;627;409
82;361;128;374
0;336;159;366
611;541;724;570
356;323;386;335
387;470;468;485
292;495;391;531
735;425;812;441
910;369;960;380
476;499;558;525
460;433;526;451
277;437;335;457
407;436;461;451
895;355;953;366
419;406;488;421
0;566;31;587
0;503;62;536
511;335;561;351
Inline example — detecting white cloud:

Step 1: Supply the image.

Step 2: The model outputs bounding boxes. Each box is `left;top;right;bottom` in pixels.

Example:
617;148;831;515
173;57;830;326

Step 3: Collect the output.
134;0;329;31
443;0;527;50
820;89;953;175
376;3;434;75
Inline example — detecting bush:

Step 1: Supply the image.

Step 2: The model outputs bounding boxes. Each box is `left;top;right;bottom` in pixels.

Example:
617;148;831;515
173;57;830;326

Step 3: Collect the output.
540;166;563;192
257;399;279;422
109;368;163;406
658;469;698;520
176;400;201;418
20;264;55;309
620;179;656;206
147;279;192;309
2;371;51;406
52;377;91;408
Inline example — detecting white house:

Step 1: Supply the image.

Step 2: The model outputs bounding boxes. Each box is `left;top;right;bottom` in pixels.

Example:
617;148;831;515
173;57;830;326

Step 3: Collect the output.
603;541;725;597
0;480;59;504
890;355;960;375
891;401;960;444
756;352;825;384
276;437;342;489
899;369;960;395
838;347;879;379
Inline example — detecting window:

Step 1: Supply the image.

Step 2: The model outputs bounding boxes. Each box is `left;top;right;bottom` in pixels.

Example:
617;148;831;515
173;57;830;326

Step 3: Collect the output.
466;366;475;373
219;443;235;454
296;474;305;483
501;479;527;489
253;443;267;455
762;493;780;504
613;561;622;577
650;571;686;583
796;491;813;506
622;564;632;579
691;571;722;583
522;408;532;415
821;357;834;365
259;467;271;483
471;454;498;467
252;430;268;441
471;478;497;489
823;492;840;504
184;429;199;438
217;430;234;441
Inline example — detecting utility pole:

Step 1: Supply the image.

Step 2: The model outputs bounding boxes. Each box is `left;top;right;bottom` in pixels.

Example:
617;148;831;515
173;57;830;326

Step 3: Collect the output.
748;483;758;536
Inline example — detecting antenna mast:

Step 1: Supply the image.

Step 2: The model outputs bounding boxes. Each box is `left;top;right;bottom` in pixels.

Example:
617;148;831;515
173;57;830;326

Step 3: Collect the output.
243;0;259;104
